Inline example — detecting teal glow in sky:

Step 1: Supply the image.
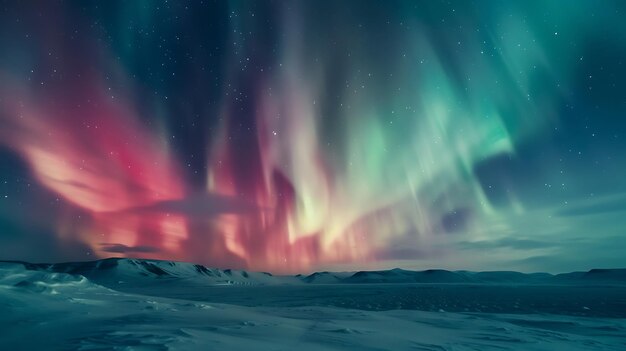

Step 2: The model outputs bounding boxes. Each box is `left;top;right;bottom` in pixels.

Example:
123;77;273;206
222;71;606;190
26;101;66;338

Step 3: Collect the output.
0;1;625;273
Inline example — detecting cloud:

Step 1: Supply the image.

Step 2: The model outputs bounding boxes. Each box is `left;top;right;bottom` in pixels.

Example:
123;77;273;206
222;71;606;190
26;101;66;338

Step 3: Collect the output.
377;247;429;260
114;193;260;218
373;231;446;260
556;193;626;217
99;243;160;253
441;208;472;233
457;237;555;250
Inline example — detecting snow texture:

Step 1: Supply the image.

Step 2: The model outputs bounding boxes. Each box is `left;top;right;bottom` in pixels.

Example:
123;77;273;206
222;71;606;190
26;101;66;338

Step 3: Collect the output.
1;259;625;350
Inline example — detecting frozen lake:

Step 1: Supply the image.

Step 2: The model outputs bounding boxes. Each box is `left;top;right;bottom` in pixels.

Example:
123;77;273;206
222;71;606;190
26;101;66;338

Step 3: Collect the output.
119;283;626;318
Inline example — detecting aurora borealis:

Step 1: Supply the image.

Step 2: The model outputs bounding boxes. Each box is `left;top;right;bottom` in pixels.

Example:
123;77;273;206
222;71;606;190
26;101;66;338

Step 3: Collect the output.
1;1;625;273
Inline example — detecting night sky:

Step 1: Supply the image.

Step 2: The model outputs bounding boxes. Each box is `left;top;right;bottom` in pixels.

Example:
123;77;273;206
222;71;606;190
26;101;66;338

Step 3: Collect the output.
1;1;625;273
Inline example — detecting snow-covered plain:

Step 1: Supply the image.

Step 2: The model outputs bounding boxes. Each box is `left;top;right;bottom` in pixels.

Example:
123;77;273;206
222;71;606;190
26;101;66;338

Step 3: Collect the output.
1;259;625;350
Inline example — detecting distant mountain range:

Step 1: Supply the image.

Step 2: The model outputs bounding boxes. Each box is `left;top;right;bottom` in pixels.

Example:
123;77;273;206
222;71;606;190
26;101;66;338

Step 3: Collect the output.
2;258;625;287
